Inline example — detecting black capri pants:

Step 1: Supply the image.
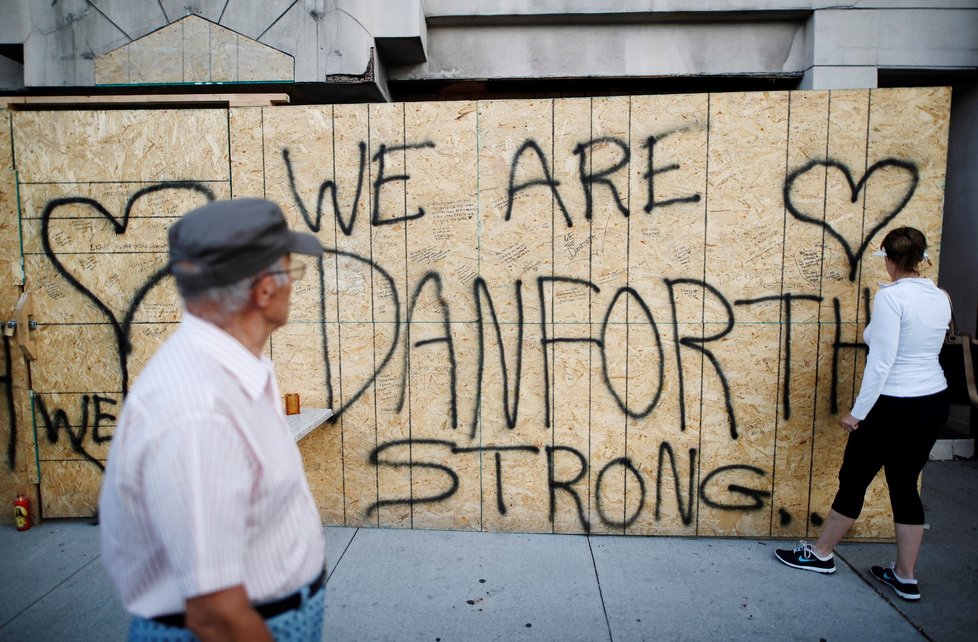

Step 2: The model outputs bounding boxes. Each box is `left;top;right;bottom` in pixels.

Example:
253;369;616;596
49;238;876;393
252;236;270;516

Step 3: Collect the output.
831;389;949;525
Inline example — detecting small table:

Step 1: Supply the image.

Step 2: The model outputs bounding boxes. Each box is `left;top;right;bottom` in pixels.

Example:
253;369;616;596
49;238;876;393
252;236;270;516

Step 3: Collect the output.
285;408;334;442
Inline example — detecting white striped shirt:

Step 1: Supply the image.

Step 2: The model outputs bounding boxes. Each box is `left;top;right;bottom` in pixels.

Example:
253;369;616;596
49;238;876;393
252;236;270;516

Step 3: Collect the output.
99;312;325;618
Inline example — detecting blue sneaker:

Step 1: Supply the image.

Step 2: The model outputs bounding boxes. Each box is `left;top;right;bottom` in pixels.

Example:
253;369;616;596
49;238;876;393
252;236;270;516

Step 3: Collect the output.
775;541;836;574
871;563;920;600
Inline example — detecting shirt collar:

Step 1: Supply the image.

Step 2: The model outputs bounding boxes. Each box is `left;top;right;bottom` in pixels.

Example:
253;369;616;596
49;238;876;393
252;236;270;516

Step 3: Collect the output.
879;277;931;289
180;312;274;401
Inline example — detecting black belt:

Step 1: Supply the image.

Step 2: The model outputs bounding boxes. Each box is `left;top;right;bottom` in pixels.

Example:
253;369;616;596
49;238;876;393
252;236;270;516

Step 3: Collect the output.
152;567;326;629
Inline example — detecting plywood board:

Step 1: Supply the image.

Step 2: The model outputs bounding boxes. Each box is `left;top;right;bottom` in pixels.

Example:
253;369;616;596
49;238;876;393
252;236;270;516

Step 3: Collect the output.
625;93;709;537
229;107;267;198
401;101;480;532
808;90;878;539
771;90;830;539
181;16;210;83
336;321;379;528
698;92;789;536
129;26;183;84
0;106;33;523
548;97;594;534
2;89;951;539
39;460;103;518
476;98;555;534
14;110;230;183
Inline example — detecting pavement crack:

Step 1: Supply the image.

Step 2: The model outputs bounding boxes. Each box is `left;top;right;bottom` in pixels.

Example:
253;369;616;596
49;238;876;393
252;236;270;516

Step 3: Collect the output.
326;527;359;584
835;552;934;642
587;536;614;642
0;554;101;634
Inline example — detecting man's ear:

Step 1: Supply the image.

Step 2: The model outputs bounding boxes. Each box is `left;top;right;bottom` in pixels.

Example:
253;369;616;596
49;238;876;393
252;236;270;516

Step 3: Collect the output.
251;275;275;308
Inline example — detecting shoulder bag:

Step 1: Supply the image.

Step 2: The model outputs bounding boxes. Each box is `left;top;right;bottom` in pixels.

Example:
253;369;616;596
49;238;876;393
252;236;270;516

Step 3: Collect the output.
938;291;978;407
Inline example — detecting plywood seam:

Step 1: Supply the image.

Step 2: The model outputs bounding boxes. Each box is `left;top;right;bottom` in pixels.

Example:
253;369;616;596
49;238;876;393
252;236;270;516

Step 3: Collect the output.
475;100;484;532
260;108;267;199
402;104;415;530
805;90;836;539
769;90;792;536
329;104;349;526
623;95;633;535
549;98;556;534
694;93;713;537
368;104;380;528
225;109;234;198
852;90;874;404
587;96;595;533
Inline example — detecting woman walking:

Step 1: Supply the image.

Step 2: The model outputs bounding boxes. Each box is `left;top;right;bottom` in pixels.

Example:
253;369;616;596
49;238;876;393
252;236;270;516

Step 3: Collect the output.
775;226;951;601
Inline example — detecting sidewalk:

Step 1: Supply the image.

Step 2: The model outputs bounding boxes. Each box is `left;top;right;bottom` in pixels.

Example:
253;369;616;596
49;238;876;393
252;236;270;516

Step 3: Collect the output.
2;459;976;641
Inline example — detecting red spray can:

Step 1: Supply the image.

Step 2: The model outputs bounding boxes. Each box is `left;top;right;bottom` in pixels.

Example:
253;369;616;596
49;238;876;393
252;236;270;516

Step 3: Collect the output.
14;494;31;531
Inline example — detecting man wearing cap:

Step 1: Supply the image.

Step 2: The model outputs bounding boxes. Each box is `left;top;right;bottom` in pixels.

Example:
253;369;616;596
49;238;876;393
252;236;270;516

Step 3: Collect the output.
99;198;327;641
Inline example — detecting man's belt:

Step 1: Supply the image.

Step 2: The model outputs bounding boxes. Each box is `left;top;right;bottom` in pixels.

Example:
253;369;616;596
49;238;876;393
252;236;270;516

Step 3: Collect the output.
152;567;326;629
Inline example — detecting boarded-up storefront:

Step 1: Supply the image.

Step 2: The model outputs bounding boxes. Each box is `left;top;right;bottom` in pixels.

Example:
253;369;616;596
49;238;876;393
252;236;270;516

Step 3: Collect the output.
0;87;951;539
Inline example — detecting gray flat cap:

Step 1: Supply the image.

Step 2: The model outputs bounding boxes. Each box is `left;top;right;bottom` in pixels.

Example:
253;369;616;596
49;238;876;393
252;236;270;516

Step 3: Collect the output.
168;198;322;290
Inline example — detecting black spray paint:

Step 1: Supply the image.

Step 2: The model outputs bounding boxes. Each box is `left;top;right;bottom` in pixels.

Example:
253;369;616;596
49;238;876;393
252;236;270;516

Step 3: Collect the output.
23;140;923;537
784;159;919;281
368;438;761;532
2;337;16;469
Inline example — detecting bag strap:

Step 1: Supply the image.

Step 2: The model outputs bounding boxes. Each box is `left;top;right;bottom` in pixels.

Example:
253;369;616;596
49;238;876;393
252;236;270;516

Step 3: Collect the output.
940;288;959;336
940;288;978;406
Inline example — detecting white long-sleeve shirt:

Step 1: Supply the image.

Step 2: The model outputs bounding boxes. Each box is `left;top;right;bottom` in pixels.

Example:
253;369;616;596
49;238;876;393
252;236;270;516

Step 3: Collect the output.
850;278;950;420
99;313;325;618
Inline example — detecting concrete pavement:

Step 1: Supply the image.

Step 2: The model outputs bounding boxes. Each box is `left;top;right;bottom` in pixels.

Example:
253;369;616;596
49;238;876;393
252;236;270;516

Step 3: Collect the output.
2;459;976;641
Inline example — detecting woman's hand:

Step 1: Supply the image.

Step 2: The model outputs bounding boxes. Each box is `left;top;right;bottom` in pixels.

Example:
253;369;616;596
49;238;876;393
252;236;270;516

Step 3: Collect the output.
840;413;860;433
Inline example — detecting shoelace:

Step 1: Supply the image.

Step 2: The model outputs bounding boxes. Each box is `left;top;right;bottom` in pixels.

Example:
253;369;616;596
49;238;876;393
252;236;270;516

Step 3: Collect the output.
795;540;819;560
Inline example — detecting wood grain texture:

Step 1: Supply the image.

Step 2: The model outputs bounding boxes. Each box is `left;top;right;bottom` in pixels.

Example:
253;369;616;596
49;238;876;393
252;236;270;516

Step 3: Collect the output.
1;90;950;538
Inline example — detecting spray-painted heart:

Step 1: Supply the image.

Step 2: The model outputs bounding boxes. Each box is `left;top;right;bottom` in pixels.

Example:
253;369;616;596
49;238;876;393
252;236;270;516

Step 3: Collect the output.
783;159;919;281
41;182;215;395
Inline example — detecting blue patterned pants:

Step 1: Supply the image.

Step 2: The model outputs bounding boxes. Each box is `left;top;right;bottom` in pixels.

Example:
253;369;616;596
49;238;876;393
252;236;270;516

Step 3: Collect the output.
128;585;325;642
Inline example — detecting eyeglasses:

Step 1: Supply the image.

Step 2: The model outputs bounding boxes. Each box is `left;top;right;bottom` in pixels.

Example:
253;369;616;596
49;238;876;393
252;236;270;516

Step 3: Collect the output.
256;260;306;285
